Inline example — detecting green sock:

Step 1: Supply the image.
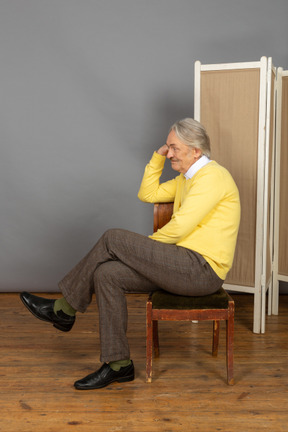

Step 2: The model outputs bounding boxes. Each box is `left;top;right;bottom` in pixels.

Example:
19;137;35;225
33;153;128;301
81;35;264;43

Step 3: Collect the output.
53;297;76;316
109;359;131;371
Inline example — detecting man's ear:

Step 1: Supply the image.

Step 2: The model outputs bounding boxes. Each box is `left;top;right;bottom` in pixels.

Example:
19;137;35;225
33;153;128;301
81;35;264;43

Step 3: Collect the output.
193;147;202;159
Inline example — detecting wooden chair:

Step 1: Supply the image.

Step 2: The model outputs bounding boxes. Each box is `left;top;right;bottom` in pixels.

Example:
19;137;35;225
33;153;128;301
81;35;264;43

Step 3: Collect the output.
146;202;235;385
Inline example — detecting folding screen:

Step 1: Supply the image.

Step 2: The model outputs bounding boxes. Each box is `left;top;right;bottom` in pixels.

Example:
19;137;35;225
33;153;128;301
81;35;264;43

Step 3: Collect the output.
264;62;276;325
272;68;288;315
194;57;275;333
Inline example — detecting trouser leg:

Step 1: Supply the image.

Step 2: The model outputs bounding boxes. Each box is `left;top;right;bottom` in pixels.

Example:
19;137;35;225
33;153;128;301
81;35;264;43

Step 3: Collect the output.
59;228;222;313
94;260;157;362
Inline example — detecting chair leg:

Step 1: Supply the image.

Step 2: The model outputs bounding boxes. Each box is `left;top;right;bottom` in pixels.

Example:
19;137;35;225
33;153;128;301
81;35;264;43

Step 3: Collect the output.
146;300;153;383
153;320;159;357
226;302;235;385
212;320;220;357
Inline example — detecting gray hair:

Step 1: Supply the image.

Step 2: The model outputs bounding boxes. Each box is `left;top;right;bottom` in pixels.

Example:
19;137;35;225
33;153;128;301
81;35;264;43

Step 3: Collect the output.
169;118;211;158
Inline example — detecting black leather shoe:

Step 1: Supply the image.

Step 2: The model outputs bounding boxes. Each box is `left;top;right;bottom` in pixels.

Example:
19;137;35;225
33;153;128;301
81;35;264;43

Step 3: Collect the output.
74;361;135;390
20;292;75;332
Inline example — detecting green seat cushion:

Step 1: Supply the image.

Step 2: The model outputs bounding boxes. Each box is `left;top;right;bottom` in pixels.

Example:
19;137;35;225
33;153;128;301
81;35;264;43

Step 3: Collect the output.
151;287;230;310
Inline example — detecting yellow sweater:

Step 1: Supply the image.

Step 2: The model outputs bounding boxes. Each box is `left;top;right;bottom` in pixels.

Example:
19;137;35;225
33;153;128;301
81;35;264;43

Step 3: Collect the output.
138;152;241;280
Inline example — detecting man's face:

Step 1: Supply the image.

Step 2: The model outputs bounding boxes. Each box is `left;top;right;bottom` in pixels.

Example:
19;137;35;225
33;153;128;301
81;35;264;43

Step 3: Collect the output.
166;130;199;173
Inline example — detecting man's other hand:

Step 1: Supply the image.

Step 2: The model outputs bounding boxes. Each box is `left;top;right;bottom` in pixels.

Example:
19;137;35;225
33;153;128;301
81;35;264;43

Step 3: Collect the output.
157;144;169;156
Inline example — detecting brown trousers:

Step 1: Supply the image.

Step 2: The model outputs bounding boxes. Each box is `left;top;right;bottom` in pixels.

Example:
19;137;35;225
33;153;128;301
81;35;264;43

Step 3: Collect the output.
59;229;223;362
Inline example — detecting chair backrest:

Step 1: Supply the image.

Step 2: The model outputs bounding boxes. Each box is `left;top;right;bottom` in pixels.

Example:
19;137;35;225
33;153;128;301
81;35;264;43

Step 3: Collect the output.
153;203;173;232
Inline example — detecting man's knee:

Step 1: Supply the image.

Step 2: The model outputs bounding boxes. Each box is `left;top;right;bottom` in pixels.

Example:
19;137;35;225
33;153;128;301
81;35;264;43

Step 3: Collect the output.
95;262;113;284
94;261;124;287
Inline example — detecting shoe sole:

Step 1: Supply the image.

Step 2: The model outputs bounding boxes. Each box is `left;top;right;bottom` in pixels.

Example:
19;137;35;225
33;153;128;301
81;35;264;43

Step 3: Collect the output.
53;323;72;332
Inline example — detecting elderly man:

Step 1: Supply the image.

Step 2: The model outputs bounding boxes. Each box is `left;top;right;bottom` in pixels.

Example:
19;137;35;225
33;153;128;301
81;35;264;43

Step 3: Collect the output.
20;118;240;390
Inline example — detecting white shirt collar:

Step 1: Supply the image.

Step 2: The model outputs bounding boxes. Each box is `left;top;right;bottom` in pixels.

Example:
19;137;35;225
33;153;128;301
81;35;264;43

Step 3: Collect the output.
184;155;211;180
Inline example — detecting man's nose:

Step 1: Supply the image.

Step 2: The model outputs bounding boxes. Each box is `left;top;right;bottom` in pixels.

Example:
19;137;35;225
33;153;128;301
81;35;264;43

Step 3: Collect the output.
167;148;174;159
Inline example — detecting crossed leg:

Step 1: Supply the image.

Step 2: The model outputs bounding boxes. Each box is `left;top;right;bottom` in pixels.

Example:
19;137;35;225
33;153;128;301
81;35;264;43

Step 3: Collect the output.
59;228;222;361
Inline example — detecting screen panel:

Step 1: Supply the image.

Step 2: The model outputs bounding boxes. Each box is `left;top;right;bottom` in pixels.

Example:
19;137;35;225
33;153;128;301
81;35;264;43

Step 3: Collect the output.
278;76;288;276
200;69;260;286
265;69;275;285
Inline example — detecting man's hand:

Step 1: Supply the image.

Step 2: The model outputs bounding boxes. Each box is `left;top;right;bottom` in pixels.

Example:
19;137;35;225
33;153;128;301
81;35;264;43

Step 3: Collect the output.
157;144;169;156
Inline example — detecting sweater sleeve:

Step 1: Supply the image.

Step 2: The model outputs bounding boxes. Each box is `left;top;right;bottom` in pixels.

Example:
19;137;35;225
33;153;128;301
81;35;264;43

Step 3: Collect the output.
150;167;225;244
138;152;177;203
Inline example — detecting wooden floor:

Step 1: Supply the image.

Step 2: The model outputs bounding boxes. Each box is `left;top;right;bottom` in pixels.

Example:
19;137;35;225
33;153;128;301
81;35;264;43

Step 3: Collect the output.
1;292;287;432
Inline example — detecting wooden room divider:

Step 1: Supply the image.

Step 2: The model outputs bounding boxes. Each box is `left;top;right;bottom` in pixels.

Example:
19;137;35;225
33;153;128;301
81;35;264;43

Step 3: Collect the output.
272;68;288;315
194;57;276;333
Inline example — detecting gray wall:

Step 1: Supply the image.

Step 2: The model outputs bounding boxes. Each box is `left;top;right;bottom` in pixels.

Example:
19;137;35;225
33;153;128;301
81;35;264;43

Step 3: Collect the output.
1;0;288;292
